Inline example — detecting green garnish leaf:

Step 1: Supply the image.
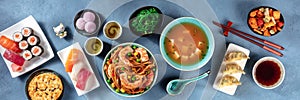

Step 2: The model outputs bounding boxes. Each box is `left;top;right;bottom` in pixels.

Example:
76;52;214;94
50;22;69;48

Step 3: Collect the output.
121;67;125;71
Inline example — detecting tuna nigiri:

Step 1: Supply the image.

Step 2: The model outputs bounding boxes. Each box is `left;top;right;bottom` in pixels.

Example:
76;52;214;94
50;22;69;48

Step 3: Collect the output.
65;49;82;72
76;68;91;90
3;50;25;66
0;35;22;53
11;63;23;72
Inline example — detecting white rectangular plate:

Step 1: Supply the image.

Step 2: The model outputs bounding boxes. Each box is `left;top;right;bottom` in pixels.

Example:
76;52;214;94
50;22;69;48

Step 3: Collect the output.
57;42;100;96
213;43;250;95
0;15;54;78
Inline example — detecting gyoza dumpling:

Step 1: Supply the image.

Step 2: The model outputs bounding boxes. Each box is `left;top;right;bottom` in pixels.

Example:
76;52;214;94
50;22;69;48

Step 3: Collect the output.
223;63;245;75
225;51;249;63
219;75;241;88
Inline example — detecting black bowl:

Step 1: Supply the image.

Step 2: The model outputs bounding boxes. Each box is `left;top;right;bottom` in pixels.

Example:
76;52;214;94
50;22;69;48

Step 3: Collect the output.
129;6;163;36
25;69;64;100
247;6;284;37
73;9;101;37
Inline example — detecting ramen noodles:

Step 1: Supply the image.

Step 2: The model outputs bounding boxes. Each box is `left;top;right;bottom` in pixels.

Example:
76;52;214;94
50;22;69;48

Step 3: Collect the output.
104;45;156;95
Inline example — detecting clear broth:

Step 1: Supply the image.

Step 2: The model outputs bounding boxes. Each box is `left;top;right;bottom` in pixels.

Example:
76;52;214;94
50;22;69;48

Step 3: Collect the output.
164;23;209;65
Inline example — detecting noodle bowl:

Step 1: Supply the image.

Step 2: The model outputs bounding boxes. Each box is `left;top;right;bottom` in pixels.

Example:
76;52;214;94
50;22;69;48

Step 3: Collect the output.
102;43;158;97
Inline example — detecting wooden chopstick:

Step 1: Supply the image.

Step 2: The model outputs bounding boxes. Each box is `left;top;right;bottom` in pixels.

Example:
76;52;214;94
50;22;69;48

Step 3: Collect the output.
213;21;283;57
213;21;284;50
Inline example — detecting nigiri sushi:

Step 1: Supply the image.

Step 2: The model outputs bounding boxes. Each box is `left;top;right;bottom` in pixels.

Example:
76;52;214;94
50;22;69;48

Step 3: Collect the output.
3;50;25;66
11;63;23;72
65;49;82;72
0;35;22;53
75;68;91;90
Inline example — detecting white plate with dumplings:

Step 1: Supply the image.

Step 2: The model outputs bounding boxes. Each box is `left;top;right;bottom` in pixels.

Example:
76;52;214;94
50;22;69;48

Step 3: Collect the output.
213;43;250;95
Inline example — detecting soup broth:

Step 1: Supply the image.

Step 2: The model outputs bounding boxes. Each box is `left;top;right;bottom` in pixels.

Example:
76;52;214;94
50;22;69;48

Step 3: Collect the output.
164;23;209;65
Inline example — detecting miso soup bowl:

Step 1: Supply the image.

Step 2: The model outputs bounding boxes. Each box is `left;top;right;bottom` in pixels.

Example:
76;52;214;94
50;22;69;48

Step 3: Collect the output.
159;17;215;71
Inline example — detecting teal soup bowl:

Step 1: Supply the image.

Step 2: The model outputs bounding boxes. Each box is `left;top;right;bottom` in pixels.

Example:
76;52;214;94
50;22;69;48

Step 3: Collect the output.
159;17;215;71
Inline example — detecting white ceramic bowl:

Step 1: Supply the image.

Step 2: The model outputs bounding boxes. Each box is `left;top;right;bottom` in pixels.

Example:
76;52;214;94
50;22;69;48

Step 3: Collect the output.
84;37;103;56
103;21;122;40
252;57;285;89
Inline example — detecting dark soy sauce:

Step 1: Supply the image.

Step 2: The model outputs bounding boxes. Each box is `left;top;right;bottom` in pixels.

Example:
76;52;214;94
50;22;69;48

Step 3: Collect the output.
255;61;281;86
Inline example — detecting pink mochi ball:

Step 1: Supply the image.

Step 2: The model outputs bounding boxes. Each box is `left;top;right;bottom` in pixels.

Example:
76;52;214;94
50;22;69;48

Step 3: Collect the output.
76;18;86;30
83;12;95;22
85;22;96;33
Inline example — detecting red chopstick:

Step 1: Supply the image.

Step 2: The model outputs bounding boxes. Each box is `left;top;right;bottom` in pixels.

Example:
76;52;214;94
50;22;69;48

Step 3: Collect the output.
213;21;283;57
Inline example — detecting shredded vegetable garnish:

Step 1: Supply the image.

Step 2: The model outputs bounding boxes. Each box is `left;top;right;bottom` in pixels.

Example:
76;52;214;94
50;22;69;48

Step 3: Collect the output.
131;8;160;34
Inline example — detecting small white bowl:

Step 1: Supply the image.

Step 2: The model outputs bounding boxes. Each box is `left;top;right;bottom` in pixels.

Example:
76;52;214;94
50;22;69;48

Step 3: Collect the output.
103;21;122;40
252;57;285;89
84;37;103;56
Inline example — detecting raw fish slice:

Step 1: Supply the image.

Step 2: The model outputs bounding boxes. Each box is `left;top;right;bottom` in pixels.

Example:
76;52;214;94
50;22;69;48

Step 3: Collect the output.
3;50;25;66
0;36;22;53
70;62;85;81
11;63;23;72
65;49;82;72
76;68;91;90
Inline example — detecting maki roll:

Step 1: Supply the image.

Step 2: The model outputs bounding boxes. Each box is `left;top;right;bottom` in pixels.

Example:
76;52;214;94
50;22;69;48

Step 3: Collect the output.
27;35;40;46
21;27;33;37
19;40;29;50
13;31;23;42
22;50;33;60
31;46;43;56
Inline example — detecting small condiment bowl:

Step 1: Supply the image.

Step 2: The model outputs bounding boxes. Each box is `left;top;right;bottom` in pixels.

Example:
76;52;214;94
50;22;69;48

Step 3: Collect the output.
74;9;101;36
103;21;122;40
84;37;103;56
252;57;285;89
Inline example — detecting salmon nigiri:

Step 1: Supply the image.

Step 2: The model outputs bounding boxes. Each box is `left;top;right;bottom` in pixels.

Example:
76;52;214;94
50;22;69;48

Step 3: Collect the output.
65;48;82;72
0;35;22;53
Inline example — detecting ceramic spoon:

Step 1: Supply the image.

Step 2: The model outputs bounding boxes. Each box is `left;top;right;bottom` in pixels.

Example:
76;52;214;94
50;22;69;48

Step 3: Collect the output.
166;70;210;95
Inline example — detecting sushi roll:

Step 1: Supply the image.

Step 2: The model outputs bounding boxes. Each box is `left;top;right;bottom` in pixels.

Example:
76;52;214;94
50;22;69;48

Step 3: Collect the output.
13;31;23;42
31;46;43;56
27;35;40;46
19;40;29;50
22;50;33;60
21;27;33;37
